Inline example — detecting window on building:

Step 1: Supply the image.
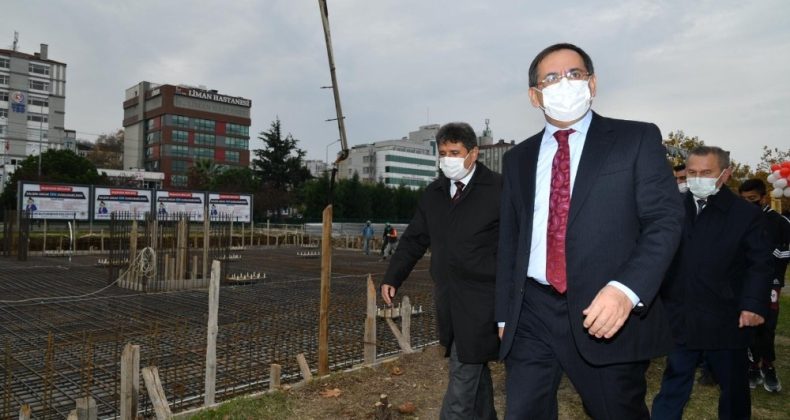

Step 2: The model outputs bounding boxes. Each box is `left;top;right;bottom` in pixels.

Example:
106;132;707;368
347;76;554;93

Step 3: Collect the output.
145;147;154;158
385;154;436;166
171;145;189;157
363;155;370;163
226;123;249;136
363;167;369;174
145;132;161;145
224;137;248;149
225;150;240;163
195;133;215;146
192;147;214;159
0;109;7;118
29;63;50;75
171;115;189;127
0;57;9;68
0;125;5;135
0;91;7;102
193;118;215;132
171;159;189;174
27;97;48;107
0;75;8;85
29;80;49;91
146;117;160;130
172;130;188;143
27;114;48;123
384;166;436;177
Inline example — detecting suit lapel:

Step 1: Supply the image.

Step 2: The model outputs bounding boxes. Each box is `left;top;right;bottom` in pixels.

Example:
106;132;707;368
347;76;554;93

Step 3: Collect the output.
568;113;616;227
519;135;542;219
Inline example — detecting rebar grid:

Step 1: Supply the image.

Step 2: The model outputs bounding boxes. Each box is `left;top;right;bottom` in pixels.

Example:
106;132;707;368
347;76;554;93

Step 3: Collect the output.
0;247;437;418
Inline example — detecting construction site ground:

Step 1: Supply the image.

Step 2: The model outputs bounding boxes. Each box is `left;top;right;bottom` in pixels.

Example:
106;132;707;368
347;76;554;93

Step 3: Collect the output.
0;246;438;419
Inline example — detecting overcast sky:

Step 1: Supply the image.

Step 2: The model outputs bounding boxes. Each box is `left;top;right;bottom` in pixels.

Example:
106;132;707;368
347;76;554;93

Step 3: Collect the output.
5;0;789;166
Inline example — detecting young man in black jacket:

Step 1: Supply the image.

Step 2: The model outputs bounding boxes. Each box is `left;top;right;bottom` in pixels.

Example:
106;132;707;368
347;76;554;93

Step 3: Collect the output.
739;178;790;392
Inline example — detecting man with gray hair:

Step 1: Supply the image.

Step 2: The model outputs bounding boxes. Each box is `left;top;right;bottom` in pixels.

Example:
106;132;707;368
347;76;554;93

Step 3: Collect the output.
653;145;773;419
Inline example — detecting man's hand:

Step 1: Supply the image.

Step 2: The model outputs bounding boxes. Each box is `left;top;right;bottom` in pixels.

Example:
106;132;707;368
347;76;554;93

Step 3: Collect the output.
381;284;397;305
582;285;634;339
498;327;504;340
738;311;764;328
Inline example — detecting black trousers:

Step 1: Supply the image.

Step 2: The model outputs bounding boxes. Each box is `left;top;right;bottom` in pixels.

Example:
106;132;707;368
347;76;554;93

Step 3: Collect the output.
504;280;650;420
440;342;497;420
750;287;781;364
653;345;750;419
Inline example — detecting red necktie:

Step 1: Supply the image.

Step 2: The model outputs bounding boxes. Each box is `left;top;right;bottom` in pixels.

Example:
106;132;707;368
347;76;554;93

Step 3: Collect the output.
546;129;575;293
451;181;465;204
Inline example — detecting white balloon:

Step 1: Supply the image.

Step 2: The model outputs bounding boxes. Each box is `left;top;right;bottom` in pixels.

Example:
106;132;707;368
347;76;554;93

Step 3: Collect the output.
767;174;777;183
774;170;783;179
775;178;789;189
771;188;784;198
785;187;790;198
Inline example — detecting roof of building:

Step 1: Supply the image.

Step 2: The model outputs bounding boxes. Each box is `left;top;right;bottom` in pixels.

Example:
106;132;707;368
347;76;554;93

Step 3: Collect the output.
0;48;66;65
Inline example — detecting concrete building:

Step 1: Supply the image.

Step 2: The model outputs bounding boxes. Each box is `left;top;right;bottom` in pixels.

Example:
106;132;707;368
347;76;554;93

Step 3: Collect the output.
304;159;329;178
123;82;251;188
478;139;516;174
0;43;68;167
338;124;439;189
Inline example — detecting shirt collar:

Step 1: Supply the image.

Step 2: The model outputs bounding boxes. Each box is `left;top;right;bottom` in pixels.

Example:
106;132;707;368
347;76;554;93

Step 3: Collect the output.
458;162;476;186
544;110;593;139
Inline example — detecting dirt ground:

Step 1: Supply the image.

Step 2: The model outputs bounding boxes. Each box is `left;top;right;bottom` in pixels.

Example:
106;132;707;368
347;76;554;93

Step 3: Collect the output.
285;344;586;420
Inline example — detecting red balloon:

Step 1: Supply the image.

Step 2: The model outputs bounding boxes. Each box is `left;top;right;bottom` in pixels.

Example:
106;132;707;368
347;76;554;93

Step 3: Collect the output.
781;168;790;177
772;163;782;171
782;161;790;168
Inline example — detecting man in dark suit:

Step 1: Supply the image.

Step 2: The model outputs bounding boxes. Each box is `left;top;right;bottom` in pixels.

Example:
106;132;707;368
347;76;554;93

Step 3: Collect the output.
651;150;772;419
496;43;684;419
383;122;501;419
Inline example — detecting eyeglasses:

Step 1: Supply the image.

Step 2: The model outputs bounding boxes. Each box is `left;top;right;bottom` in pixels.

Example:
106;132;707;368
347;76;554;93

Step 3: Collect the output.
537;69;591;87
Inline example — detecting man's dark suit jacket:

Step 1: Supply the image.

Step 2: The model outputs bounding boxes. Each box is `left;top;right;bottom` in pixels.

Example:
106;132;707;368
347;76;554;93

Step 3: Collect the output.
496;112;684;365
383;162;501;364
661;187;772;349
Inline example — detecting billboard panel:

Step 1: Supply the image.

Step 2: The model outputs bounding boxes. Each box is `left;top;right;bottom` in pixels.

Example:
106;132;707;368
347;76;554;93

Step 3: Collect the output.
208;193;252;222
94;188;152;220
20;183;90;220
155;190;205;221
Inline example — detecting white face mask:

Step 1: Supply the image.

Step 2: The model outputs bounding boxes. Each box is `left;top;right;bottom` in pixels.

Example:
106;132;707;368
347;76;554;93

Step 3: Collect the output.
537;78;592;122
439;153;472;181
678;182;689;193
687;172;723;199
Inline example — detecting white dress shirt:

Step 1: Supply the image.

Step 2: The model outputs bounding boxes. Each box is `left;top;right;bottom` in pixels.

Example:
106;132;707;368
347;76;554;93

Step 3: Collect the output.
527;111;639;305
449;163;476;198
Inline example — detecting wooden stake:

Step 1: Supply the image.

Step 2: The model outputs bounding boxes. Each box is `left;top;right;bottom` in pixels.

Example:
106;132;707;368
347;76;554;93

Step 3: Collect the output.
120;344;140;420
318;205;333;376
385;317;413;354
364;274;376;365
204;260;221;406
401;296;411;350
42;219;47;252
296;353;313;383
142;366;173;419
269;363;282;391
18;404;31;420
75;397;97;420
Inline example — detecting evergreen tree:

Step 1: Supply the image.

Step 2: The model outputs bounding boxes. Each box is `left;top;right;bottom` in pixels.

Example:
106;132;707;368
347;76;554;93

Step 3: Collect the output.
251;118;312;218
